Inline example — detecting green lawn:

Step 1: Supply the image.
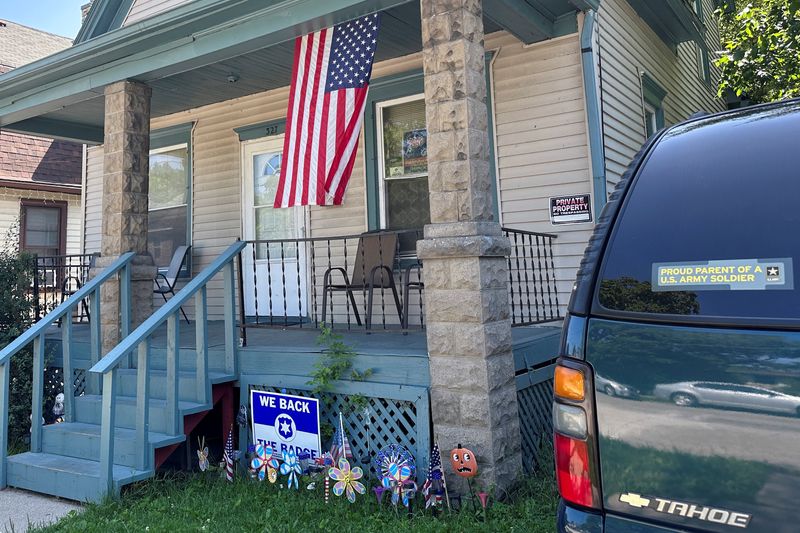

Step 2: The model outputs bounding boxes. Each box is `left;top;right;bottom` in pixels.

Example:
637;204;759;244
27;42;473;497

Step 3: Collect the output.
37;468;557;533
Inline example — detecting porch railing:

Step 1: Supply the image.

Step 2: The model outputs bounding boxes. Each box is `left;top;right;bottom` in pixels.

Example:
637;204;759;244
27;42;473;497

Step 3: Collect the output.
0;252;135;489
237;230;424;342
32;253;98;321
89;240;243;493
503;227;561;325
237;227;560;339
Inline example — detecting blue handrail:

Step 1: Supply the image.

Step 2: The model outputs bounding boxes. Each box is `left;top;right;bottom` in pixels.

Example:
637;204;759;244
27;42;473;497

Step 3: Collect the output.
88;240;244;495
0;252;135;365
0;251;135;490
90;241;245;374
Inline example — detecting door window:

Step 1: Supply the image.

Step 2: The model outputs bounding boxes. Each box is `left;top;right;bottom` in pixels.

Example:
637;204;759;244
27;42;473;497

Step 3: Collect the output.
252;151;299;259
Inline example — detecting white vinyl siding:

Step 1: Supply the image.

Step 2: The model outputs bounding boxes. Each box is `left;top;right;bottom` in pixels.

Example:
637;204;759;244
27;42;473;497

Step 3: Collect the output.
83;146;103;254
123;0;193;25
598;0;724;189
0;188;81;254
491;32;593;310
82;30;592;318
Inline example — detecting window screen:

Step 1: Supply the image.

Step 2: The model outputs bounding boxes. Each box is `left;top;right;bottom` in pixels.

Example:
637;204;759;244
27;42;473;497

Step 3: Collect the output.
596;107;800;323
380;97;430;254
148;145;189;269
22;205;62;257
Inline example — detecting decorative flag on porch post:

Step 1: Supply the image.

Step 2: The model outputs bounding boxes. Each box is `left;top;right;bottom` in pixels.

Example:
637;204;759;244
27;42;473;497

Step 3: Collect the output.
274;12;381;208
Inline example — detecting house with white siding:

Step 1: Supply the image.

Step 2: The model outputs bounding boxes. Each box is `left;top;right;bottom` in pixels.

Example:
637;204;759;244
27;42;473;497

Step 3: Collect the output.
0;21;83;259
0;0;724;503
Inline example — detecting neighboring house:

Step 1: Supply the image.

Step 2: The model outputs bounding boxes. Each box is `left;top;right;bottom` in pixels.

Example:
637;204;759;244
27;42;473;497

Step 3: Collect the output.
0;20;83;256
0;0;724;503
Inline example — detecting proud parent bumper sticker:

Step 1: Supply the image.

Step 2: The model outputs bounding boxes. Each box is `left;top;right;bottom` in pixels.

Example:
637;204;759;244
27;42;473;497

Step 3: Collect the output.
652;258;794;292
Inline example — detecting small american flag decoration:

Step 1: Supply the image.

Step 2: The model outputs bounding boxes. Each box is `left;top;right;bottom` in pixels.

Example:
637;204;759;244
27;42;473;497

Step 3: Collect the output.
274;12;381;208
422;444;445;509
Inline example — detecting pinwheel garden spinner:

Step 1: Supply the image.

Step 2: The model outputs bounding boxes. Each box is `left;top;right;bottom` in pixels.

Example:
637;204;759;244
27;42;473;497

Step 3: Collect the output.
280;449;302;489
374;444;416;507
251;444;280;483
328;457;366;503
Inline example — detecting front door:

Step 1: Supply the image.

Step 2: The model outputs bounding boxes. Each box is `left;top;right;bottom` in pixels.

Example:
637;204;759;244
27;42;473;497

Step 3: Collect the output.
242;137;307;320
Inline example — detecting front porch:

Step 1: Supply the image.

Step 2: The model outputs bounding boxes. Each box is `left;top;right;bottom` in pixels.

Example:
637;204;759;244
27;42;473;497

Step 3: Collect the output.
40;318;560;485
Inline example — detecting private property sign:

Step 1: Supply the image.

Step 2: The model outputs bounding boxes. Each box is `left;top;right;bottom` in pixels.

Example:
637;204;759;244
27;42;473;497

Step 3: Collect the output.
549;194;592;224
251;390;322;460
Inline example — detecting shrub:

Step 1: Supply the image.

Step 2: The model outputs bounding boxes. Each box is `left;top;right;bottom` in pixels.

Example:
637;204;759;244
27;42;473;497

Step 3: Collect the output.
0;220;36;446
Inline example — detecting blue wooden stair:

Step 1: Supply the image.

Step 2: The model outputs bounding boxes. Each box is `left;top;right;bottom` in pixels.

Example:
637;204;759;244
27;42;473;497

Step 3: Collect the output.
0;242;246;503
5;351;236;501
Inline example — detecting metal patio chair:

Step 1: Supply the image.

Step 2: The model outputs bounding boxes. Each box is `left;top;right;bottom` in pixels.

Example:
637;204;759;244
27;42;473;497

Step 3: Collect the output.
153;245;192;324
321;232;403;329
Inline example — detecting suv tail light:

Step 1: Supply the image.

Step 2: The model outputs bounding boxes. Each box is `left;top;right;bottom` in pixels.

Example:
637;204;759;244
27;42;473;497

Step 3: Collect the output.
553;358;602;510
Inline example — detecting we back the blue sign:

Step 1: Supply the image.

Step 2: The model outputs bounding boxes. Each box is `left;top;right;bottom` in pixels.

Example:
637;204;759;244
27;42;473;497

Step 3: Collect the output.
250;390;322;460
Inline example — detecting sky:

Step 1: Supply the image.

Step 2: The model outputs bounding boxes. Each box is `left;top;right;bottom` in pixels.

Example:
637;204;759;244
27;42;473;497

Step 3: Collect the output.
3;0;88;39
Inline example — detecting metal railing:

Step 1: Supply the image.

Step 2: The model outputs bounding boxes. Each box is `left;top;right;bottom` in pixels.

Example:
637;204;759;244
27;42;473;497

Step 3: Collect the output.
89;241;243;494
0;252;136;490
237;230;424;341
502;227;561;325
32;253;98;321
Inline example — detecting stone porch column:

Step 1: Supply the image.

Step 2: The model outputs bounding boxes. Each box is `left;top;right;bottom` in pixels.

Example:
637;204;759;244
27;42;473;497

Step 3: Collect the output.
418;0;522;492
96;80;156;353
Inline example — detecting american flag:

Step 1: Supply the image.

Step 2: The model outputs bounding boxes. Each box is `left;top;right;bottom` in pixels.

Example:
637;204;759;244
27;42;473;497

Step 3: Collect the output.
422;444;444;509
223;425;235;482
274;12;381;208
330;423;353;462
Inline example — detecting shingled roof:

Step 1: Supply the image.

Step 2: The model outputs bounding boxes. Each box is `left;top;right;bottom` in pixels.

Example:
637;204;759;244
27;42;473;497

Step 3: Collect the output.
0;19;73;71
0;20;81;188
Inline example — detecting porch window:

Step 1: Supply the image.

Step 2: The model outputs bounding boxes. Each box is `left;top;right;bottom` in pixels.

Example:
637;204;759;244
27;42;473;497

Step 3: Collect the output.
376;95;430;255
148;144;190;271
20;201;66;258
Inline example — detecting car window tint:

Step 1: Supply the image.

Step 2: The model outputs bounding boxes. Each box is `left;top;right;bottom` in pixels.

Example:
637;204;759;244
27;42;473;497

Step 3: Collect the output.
597;106;800;322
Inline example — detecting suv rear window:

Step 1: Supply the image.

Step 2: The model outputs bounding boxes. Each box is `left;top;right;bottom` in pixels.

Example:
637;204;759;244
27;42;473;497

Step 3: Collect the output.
596;106;800;324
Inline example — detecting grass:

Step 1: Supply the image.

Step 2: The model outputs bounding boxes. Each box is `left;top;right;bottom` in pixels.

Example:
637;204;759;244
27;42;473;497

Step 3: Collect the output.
36;469;557;533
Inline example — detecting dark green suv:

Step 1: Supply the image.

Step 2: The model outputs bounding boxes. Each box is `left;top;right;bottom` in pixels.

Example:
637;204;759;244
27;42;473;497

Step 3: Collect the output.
554;100;800;533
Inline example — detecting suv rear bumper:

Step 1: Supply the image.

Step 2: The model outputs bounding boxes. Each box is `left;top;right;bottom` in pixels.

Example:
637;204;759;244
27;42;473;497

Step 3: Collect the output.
558;500;689;532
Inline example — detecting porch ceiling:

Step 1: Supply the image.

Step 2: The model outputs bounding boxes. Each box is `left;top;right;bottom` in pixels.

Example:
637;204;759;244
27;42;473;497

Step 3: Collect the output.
0;0;589;144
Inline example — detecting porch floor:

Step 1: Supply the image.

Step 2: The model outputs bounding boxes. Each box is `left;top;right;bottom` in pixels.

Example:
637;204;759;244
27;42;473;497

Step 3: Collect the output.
45;321;560;358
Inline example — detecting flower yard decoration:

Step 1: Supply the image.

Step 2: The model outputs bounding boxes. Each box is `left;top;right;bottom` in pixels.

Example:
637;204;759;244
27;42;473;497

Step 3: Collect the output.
250;444;280;483
197;437;210;472
280;449;302;490
374;444;416;506
329;457;366;504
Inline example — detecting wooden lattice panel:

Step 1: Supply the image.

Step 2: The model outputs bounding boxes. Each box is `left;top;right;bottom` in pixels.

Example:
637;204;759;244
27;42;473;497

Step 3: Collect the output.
249;385;422;481
517;378;554;473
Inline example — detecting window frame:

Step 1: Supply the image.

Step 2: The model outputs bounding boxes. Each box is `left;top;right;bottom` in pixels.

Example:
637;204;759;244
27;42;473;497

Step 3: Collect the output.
149;123;193;276
19;199;68;257
375;92;429;230
641;73;667;138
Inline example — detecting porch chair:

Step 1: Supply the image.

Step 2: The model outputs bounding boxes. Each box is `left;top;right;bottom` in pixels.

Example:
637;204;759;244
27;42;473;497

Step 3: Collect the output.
153;245;192;324
321;232;403;329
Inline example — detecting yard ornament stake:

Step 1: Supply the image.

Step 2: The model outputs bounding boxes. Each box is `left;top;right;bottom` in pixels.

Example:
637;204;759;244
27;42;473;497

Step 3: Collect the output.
197;437;210;472
329;457;366;503
374;444;416;506
449;444;477;478
280;448;302;490
251;444;280;483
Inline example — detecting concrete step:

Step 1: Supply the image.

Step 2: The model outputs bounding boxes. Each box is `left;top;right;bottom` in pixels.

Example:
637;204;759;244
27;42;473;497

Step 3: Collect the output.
6;452;151;503
41;421;184;469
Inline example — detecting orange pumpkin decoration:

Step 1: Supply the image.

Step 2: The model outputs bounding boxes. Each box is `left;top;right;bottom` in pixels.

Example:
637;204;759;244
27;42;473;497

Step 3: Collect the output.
450;444;478;478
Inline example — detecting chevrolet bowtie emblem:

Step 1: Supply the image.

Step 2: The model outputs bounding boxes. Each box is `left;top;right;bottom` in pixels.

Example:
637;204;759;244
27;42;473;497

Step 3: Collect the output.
620;493;651;508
